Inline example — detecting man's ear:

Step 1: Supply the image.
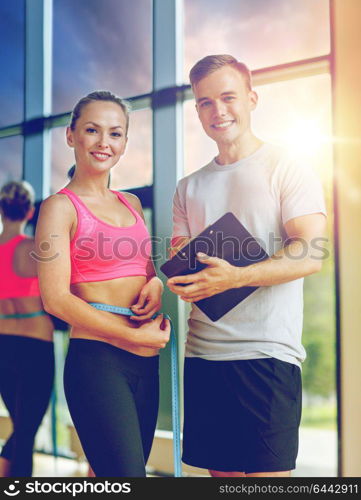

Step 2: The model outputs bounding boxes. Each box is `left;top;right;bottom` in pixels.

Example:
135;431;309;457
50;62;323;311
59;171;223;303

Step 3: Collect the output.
66;127;74;147
248;90;258;111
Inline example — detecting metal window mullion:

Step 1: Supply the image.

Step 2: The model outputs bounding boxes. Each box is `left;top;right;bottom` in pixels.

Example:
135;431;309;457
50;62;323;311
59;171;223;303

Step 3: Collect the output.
1;55;330;141
152;0;185;433
23;0;52;201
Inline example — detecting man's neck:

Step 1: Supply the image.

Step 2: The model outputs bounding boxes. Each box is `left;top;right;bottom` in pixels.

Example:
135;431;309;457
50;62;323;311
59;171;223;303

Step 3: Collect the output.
215;135;263;166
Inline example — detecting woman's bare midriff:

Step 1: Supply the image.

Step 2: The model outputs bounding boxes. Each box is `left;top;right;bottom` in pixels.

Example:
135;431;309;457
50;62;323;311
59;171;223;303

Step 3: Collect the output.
0;296;53;341
70;276;160;357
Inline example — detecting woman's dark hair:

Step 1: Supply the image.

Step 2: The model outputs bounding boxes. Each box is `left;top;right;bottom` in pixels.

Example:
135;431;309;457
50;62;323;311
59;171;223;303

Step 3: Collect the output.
69;90;131;133
0;180;35;221
67;165;76;179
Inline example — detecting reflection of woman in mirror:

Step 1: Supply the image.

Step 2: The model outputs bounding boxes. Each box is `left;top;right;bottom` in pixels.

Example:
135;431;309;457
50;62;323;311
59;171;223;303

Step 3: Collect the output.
0;180;54;477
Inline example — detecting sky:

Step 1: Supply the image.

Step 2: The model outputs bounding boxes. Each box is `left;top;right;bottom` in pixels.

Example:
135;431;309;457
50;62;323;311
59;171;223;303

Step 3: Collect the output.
0;0;24;127
184;0;329;77
52;0;152;115
0;0;331;189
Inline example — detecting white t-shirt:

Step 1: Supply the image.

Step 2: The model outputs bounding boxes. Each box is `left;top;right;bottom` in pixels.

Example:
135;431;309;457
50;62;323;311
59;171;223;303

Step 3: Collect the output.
172;143;327;367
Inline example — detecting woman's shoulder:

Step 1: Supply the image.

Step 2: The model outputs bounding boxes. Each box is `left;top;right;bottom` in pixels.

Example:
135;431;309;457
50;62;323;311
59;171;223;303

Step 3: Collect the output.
119;191;142;212
39;192;76;214
37;193;77;232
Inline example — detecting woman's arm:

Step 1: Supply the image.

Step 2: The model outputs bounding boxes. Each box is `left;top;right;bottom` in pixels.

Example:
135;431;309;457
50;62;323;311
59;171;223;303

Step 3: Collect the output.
35;195;169;348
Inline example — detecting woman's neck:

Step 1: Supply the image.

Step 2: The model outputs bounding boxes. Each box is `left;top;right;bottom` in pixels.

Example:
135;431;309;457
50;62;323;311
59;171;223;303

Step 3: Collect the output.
66;172;111;197
0;220;25;241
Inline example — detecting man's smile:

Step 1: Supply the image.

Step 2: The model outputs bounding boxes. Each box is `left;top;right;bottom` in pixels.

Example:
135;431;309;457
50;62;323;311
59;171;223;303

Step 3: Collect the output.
211;120;235;130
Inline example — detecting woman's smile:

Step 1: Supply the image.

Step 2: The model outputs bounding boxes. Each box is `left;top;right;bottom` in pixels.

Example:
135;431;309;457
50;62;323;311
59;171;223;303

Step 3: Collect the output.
90;151;112;161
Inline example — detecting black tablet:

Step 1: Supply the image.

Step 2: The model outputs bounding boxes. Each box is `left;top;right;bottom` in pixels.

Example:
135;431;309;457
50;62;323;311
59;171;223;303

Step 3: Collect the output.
160;212;269;322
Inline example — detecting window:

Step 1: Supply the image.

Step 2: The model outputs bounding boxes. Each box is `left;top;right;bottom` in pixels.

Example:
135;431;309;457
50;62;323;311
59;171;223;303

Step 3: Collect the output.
52;0;152;114
0;0;25;127
51;127;75;193
0;136;23;186
110;109;153;190
253;74;336;475
184;0;330;81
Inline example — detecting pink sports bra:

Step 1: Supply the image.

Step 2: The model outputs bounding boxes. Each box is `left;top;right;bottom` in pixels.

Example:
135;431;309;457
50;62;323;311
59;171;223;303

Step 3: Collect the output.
58;188;152;284
0;235;40;299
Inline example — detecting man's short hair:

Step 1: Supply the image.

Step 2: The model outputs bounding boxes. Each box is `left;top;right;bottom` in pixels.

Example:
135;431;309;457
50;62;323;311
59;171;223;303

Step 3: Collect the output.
189;54;252;91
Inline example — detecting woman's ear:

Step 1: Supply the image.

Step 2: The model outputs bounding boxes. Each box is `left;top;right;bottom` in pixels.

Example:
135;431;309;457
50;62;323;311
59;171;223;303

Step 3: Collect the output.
66;127;74;148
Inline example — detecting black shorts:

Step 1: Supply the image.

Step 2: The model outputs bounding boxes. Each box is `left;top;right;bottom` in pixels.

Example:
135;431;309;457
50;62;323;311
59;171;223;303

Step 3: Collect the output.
182;357;302;473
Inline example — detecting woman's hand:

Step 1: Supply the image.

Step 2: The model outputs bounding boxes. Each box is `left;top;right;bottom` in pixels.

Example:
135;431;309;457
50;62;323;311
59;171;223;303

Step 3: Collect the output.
130;276;164;321
133;314;170;349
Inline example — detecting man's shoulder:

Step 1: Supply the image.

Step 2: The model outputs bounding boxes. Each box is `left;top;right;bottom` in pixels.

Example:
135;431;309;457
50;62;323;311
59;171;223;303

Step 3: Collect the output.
263;144;323;200
261;142;295;163
261;142;306;176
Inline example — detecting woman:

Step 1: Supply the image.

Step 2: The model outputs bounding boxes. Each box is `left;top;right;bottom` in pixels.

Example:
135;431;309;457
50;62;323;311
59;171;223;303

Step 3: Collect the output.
35;91;170;477
0;181;54;477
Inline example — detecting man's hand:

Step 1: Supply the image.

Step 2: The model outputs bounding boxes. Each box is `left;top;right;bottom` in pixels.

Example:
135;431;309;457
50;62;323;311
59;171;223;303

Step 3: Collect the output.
130;276;163;320
167;252;240;302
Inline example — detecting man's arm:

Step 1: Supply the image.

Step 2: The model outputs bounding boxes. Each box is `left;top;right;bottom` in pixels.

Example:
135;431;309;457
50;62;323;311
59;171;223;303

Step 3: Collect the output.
170;181;191;256
167;213;327;302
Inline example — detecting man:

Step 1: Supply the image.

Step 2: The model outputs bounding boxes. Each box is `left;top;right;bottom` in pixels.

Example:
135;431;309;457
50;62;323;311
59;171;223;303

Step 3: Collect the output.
167;54;326;478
